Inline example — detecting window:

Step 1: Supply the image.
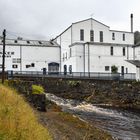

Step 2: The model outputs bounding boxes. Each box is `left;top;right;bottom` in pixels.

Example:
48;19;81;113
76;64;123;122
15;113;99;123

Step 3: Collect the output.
70;48;72;57
123;34;125;41
12;65;18;69
31;63;35;67
112;33;115;40
80;29;84;41
123;47;125;56
105;66;110;71
110;46;113;55
0;64;2;68
12;58;21;63
100;31;103;42
90;30;94;41
26;65;30;68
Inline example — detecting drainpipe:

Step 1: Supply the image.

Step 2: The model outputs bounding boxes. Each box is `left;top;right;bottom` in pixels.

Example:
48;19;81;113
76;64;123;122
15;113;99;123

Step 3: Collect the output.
83;44;85;74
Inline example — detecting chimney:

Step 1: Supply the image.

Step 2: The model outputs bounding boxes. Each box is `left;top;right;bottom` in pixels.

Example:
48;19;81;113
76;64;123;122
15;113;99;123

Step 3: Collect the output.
130;14;133;33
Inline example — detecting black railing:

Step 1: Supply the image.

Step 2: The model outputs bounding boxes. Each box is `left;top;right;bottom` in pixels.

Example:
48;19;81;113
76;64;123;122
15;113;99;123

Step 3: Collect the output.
6;71;136;81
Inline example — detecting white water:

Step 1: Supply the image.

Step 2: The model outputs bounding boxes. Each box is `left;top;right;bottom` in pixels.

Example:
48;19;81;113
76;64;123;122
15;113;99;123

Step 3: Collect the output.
45;93;140;140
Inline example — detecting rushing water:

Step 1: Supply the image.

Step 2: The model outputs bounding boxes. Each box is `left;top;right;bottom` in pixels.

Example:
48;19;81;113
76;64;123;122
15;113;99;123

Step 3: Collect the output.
45;93;140;140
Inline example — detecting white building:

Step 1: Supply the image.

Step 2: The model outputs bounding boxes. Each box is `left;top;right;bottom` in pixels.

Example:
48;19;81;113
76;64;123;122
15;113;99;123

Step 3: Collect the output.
0;39;60;73
54;16;136;75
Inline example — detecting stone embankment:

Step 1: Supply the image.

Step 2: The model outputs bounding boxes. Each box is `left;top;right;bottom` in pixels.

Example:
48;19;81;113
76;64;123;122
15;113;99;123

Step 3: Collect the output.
39;78;140;110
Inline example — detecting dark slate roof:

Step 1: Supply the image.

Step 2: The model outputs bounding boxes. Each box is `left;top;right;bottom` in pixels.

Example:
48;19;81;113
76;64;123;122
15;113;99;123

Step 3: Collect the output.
126;60;140;67
0;38;59;47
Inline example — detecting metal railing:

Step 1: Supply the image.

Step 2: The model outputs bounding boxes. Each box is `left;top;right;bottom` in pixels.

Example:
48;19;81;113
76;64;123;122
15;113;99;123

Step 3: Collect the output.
5;71;136;81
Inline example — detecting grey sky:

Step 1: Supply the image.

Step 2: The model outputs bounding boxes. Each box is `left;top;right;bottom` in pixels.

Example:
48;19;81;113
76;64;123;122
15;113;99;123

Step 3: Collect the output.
0;0;140;40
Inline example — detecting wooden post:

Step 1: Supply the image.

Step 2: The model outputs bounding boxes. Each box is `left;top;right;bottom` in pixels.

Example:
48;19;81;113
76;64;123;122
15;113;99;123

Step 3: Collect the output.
2;29;6;84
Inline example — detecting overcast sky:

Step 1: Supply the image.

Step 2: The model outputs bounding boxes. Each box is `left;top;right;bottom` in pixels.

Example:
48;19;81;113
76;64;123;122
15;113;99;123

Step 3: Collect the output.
0;0;140;40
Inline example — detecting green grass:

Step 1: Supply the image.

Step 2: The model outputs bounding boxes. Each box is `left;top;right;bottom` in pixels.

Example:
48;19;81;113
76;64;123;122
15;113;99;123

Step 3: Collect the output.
0;84;52;140
32;85;44;94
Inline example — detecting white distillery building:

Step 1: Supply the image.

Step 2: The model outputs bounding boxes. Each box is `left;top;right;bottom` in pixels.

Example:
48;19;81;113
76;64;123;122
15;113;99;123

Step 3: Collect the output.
0;39;60;73
54;15;136;76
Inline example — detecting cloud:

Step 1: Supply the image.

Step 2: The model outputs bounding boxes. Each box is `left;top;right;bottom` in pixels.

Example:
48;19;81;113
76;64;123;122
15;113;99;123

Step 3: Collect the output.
0;0;140;40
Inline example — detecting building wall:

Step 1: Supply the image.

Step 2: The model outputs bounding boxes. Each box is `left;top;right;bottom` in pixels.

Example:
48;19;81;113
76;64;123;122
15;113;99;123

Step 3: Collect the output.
73;44;136;73
0;45;60;71
55;18;135;73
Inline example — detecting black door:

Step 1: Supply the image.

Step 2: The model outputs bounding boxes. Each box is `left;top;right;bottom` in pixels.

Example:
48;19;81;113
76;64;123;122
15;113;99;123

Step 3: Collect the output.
121;66;124;75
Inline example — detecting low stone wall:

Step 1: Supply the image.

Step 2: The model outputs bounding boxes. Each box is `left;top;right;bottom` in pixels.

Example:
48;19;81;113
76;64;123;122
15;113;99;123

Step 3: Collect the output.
8;78;140;110
36;78;140;109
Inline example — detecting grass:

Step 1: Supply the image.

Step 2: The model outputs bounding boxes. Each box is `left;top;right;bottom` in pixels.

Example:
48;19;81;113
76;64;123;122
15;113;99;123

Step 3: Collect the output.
0;84;52;140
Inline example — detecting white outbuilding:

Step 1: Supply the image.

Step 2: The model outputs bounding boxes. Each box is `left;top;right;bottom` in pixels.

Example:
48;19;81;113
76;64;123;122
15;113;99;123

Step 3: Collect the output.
0;39;60;73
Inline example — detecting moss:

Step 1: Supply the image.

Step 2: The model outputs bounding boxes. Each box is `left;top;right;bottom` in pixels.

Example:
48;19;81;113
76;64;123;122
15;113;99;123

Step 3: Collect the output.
32;85;44;94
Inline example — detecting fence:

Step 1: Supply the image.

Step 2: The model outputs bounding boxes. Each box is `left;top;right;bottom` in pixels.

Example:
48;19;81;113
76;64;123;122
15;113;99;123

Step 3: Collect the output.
6;71;136;81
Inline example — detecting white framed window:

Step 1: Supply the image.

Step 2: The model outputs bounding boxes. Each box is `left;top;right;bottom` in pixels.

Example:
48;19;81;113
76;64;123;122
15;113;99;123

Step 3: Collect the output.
12;64;18;69
100;31;103;42
112;33;115;40
105;66;110;71
123;33;125;41
123;47;125;56
110;46;113;56
80;29;84;41
90;30;94;41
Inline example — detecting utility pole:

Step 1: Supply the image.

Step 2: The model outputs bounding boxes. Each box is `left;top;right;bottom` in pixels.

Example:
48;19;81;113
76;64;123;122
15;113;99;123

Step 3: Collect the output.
2;29;6;84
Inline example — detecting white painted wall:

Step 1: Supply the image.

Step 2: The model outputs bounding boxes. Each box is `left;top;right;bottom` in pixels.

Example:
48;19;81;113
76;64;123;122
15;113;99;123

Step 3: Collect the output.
73;44;136;73
0;44;60;72
55;18;135;73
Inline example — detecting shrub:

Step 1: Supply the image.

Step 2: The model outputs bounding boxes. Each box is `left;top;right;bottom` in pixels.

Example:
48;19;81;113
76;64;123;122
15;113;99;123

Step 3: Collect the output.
32;85;44;94
0;84;52;140
111;65;118;74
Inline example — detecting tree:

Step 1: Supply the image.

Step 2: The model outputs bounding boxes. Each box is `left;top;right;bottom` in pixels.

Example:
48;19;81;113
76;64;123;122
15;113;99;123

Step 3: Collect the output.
134;31;140;45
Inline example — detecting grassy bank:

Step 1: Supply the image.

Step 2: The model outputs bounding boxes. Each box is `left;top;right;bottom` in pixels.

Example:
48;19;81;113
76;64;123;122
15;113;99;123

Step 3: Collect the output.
0;84;52;140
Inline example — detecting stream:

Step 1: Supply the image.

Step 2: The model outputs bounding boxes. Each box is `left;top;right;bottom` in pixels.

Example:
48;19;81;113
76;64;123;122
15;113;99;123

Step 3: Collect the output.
45;93;140;140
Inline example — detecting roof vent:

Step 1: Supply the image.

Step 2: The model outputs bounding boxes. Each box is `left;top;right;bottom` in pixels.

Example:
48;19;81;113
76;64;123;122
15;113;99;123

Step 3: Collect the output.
50;41;54;45
27;41;30;44
14;40;18;43
38;41;42;44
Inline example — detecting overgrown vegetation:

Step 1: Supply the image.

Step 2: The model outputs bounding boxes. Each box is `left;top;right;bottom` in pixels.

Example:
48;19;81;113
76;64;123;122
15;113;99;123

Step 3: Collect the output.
32;85;44;94
68;80;81;87
0;84;52;140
